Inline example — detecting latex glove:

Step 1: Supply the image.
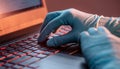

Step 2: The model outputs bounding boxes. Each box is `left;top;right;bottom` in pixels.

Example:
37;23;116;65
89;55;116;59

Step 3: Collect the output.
38;8;120;47
80;26;120;69
38;8;98;47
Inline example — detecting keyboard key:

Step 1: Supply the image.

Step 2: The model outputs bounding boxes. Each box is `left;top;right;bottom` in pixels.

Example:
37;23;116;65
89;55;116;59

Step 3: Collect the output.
22;49;32;53
6;47;15;51
8;44;18;49
34;40;38;43
19;57;40;66
0;47;6;50
4;63;13;67
28;43;37;46
36;54;47;58
6;48;17;53
15;52;26;57
2;51;13;57
3;56;15;62
0;61;5;66
28;52;37;57
23;67;32;69
44;51;52;55
0;66;6;69
29;37;37;41
23;49;32;53
13;65;23;69
33;45;40;48
3;55;19;63
16;47;26;52
34;50;44;53
0;56;5;60
23;40;33;43
60;43;80;55
11;56;31;64
22;45;32;49
16;42;26;46
28;47;38;51
33;34;39;38
7;67;13;69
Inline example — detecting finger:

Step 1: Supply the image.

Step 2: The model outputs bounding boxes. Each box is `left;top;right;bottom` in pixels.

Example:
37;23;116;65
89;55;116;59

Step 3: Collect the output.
47;32;75;47
38;15;65;42
80;31;90;50
88;27;99;35
97;26;111;34
40;11;61;32
80;31;89;39
80;31;90;47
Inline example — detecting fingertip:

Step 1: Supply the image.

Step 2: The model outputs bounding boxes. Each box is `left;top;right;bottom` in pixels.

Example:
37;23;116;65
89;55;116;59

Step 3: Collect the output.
47;33;75;47
47;38;56;47
80;31;89;45
37;36;43;43
97;26;111;34
47;38;61;47
80;31;89;37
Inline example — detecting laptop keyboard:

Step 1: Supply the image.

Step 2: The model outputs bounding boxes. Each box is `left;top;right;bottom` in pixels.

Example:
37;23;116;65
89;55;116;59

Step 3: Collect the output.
0;26;80;69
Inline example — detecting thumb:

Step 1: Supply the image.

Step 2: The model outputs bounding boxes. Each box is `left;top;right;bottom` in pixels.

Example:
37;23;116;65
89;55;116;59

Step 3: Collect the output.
47;32;76;47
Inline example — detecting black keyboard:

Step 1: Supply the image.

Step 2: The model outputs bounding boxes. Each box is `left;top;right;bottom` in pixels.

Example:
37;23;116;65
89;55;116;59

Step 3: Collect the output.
0;33;80;69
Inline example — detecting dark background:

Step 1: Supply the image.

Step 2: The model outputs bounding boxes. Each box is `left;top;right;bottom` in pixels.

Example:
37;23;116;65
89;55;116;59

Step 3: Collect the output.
46;0;120;17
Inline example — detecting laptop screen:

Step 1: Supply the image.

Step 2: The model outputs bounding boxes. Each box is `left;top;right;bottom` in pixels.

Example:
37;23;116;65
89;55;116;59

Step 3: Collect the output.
0;0;42;17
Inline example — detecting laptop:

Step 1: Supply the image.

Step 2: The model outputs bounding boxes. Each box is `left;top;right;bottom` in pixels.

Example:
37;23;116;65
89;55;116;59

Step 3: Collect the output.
0;0;87;69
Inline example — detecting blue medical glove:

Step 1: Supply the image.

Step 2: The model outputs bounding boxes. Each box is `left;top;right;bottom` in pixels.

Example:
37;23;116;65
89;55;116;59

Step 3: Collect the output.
80;26;120;69
38;8;120;47
38;8;98;47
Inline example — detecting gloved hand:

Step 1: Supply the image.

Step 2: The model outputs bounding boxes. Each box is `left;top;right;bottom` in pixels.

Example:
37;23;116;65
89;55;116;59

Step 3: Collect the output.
80;26;120;69
38;8;120;47
38;8;99;47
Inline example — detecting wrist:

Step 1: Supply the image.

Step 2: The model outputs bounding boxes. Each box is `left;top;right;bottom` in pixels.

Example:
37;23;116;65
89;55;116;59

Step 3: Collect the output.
84;14;120;37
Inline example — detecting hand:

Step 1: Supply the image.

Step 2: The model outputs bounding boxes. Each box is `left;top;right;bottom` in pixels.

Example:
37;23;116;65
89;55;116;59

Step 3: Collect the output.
38;8;94;47
80;26;120;69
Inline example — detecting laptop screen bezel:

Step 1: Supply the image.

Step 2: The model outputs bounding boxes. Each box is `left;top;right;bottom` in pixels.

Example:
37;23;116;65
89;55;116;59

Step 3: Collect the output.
0;0;43;18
